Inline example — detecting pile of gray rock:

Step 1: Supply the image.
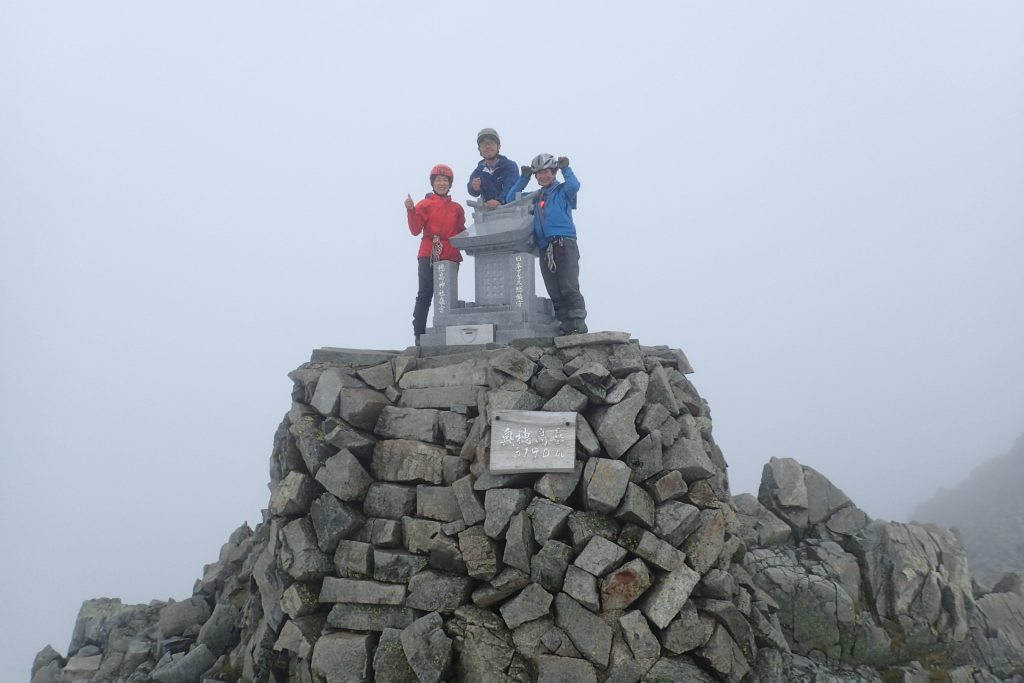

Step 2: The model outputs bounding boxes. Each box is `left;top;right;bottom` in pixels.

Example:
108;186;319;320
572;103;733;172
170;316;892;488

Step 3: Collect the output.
33;333;1024;682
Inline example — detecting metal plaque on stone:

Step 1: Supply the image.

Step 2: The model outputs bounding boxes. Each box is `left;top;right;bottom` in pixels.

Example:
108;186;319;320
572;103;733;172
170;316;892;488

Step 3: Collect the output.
489;410;576;474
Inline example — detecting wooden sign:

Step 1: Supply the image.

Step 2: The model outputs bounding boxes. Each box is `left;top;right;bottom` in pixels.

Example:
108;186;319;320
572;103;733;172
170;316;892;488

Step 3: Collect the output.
489;410;577;474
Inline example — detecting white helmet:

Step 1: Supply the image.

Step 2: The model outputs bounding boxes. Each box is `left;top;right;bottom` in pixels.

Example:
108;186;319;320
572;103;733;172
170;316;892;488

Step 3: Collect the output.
530;153;558;173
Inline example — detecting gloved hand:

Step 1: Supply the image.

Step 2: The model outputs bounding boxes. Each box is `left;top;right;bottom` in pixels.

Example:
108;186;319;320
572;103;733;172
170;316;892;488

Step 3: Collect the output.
557;156;569;169
520;165;533;179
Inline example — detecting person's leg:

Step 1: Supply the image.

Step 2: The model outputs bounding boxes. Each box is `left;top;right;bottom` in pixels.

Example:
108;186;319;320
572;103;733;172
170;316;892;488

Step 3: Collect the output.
539;247;569;330
412;257;433;336
557;239;587;333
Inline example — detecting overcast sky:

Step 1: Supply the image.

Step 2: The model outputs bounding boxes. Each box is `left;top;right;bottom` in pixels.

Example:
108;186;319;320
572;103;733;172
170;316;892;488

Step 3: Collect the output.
2;1;1022;676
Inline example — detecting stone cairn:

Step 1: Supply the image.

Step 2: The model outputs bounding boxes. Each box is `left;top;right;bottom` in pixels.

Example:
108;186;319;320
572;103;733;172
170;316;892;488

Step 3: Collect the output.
33;333;1024;682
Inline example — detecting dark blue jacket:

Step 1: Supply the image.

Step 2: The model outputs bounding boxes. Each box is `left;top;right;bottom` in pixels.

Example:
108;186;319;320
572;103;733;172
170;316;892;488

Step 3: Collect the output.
505;166;580;249
467;155;519;204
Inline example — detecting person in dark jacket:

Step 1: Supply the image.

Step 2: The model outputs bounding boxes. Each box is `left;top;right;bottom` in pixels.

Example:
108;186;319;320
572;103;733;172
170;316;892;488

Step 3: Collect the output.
405;164;466;341
467;128;519;208
505;153;588;335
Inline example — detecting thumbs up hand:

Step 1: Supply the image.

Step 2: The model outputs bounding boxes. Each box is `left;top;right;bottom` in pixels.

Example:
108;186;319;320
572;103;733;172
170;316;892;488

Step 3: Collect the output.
404;194;414;211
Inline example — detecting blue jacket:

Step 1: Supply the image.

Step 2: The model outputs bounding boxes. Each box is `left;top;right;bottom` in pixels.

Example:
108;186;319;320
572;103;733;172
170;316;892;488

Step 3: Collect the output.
467;155;519;203
505;166;580;249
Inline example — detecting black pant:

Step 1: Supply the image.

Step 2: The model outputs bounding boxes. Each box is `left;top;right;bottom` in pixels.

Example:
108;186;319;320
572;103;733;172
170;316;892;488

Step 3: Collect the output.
413;258;459;335
540;237;587;327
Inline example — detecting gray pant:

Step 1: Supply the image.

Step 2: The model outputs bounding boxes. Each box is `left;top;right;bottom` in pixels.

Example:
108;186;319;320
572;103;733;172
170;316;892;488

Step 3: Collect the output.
540;237;587;326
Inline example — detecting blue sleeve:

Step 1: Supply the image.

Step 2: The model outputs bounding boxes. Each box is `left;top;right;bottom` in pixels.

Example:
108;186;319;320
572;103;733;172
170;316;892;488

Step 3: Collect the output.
497;158;519;203
505;173;529;204
561;166;580;202
467;166;482;197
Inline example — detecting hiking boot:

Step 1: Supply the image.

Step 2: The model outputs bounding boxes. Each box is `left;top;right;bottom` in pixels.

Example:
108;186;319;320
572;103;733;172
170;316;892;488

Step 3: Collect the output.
572;319;588;334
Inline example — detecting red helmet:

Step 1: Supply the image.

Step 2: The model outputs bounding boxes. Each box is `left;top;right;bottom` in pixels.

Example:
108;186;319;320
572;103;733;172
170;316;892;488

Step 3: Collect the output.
430;164;454;183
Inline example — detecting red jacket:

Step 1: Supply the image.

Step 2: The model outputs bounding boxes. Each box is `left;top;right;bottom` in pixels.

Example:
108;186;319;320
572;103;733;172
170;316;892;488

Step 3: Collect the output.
407;193;466;262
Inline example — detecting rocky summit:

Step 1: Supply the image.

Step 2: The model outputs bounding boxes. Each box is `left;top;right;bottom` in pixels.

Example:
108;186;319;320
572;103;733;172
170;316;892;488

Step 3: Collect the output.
32;334;1024;682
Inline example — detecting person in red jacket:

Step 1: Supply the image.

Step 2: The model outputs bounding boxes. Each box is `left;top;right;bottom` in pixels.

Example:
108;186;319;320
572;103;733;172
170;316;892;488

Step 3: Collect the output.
404;164;466;342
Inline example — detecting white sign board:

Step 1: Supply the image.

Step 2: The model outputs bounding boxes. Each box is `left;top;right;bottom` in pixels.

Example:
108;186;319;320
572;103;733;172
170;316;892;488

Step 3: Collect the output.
489;410;577;474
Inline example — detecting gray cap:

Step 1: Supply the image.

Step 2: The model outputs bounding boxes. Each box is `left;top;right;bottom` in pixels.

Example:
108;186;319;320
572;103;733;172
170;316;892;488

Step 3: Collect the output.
476;128;500;145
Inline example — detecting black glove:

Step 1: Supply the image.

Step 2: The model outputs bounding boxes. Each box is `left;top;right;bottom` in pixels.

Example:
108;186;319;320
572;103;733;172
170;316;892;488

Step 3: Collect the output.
557;156;569;169
520;165;533;179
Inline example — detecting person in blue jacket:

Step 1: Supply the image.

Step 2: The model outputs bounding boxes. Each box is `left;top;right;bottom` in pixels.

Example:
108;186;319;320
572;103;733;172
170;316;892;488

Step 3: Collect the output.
467;128;519;208
505;153;588;335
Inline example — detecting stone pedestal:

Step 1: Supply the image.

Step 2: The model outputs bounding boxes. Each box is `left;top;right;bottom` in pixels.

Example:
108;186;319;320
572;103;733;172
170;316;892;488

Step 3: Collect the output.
418;195;560;347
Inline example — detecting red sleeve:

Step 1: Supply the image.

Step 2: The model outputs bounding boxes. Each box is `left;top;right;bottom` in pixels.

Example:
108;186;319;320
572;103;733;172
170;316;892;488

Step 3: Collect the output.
408;202;426;236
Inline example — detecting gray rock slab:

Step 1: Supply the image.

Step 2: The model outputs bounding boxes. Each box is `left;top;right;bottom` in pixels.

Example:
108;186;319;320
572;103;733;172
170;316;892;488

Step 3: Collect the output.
600;558;652;611
401;516;443;555
536;655;598;683
311;347;398;366
416;485;462;522
554;592;614;669
574;536;628;577
196;602;238;657
453;475;487;525
281;582;320;618
372;628;418;683
534;460;583;504
563;564;601;612
311;367;363;416
158;597;211;639
319;576;406;605
469;566;530;608
373;548;429;583
526;497;573;545
338;387;391;431
362;517;403;547
534;368;569;398
542;384;588;412
275;614;325;659
374;406;442;443
428;535;467;574
473;469;535;491
311;493;366;553
269;471;318;518
363;482;417;520
589;392;644;458
582;458;631;514
281;517;333;581
640;564;701;629
568;511;622;552
695;623;750;683
532;540;574;593
663;436;716;481
311;631;378;683
644;656;717;683
618;610;660;662
619;525;686;572
326;603;419;631
151;644;217;683
399;358;488;389
681;509;726;575
316;449;373;502
499;583;554;629
439;412;470;445
658;601;711;654
645;470;688;505
732;493;791;547
372;439;446;484
655;501;702;547
398;385;486;410
608;343;646;377
406;570;474;613
615;482;656;529
646;363;681;415
459;524;502;580
357;361;395;391
503;511;535;574
488;346;538;382
623;432;663;483
484;488;534;539
323;421;378;458
553;331;632;348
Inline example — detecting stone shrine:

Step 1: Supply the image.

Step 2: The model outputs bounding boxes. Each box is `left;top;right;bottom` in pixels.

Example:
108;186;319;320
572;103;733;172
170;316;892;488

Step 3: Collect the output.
417;194;562;347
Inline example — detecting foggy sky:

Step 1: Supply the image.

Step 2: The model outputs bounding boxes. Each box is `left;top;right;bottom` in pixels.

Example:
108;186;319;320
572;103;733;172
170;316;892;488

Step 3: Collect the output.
2;1;1022;676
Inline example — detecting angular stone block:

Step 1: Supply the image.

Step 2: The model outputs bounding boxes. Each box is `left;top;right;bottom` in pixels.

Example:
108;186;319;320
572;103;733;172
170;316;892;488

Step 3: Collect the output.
615;482;656;529
269;471;318;518
373;549;429;583
618;610;660;662
281;517;333;581
374;406;442;443
645;470;688;505
623;432;663;483
589;392;645;458
471;566;530;608
582;458;631;514
459;525;502;580
311;493;365;553
401;516;443;555
405;570;473;613
319;577;406;605
542;384;588;412
554;592;613;669
618;525;685;572
452;475;487;526
372;440;446;484
526;497;573;545
563;564;601;612
401;611;453;683
316;449;373;502
499;583;553;629
641;564;701;629
484;488;533;539
575;536;628;577
601;558;652;611
503;511;535;574
372;628;418;683
655;501;702;547
363;483;417;520
416;485;462;523
531;539;574;593
534;460;583;504
536;655;598;683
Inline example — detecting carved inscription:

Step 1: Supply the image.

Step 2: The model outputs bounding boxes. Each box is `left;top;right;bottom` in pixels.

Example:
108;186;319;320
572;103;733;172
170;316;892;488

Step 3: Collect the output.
489;410;576;474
